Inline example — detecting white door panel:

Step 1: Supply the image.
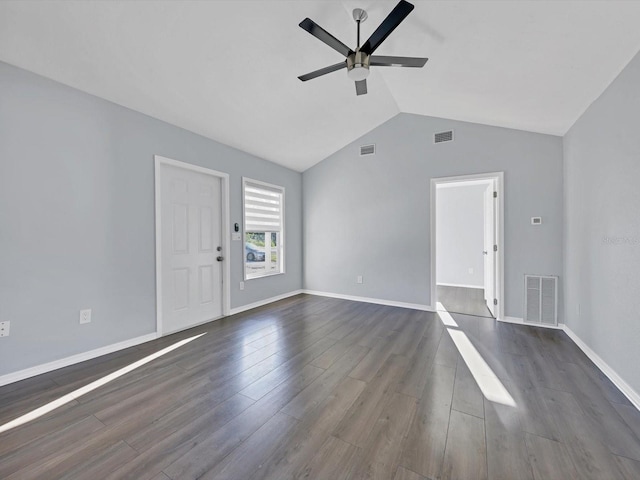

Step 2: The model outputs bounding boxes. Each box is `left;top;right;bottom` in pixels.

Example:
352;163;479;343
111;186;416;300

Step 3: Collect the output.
483;182;497;317
161;164;222;334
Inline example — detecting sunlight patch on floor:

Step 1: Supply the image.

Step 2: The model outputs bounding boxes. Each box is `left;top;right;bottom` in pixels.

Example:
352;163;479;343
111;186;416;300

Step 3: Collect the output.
0;332;207;434
437;304;516;407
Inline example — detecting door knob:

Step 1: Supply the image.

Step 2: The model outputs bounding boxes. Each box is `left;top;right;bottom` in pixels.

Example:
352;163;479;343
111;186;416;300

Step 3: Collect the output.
217;246;222;252
217;256;224;262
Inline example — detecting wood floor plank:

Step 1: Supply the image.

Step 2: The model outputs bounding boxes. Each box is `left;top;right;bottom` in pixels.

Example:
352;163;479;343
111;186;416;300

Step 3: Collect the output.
563;362;640;461
525;432;580;480
238;337;332;400
393;466;430;480
508;383;561;441
451;357;484;418
613;455;640;480
349;331;400;382
281;344;369;419
124;392;255;453
1;294;638;480
250;376;366;480
0;415;105;478
396;330;440;399
437;285;493;318
0;400;83;457
433;328;459;369
484;397;534;480
334;354;409;447
58;440;138;480
612;401;640;441
441;409;487;480
161;363;324;480
105;393;255;479
541;387;627;479
399;363;456;480
294;435;360;480
349;392;418;480
198;412;300;480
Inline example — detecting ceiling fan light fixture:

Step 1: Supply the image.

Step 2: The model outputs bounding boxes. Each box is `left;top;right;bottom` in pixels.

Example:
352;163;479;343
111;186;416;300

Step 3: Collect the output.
347;65;370;81
347;51;370;81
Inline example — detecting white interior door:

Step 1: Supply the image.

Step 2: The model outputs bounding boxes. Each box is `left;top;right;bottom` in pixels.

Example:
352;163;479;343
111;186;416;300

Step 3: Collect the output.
160;164;223;334
483;182;497;317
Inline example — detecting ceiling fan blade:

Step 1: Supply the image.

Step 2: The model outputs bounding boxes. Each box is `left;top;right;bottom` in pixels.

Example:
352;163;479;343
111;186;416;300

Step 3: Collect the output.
299;18;354;57
298;62;346;82
370;55;428;68
355;79;367;96
360;0;414;55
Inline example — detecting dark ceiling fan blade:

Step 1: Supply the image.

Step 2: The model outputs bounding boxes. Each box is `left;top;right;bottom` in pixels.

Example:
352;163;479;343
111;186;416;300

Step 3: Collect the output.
355;79;367;96
360;0;414;55
370;55;428;68
299;18;354;57
298;62;347;82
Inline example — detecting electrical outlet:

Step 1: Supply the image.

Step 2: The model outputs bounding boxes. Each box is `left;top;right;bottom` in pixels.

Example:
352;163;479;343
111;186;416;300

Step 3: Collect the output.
239;281;245;291
357;275;363;284
0;321;10;337
79;309;92;324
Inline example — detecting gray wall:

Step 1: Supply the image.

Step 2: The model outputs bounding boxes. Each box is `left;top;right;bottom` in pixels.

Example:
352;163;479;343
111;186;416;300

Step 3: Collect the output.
564;50;640;394
0;62;302;376
303;113;563;317
436;184;486;288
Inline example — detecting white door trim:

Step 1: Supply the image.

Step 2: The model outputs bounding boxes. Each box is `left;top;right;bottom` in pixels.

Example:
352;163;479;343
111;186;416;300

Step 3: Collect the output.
430;171;505;320
154;155;231;336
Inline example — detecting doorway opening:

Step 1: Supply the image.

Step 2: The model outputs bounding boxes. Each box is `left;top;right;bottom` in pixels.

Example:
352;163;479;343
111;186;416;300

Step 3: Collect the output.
431;172;504;319
154;156;231;336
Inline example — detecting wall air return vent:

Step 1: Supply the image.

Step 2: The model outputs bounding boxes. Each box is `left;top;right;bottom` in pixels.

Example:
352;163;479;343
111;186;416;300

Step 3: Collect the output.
434;130;454;144
524;275;558;326
360;144;376;156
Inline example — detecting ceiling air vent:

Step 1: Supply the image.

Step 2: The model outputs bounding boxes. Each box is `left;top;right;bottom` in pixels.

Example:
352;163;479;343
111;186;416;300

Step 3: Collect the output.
360;144;376;156
434;130;454;144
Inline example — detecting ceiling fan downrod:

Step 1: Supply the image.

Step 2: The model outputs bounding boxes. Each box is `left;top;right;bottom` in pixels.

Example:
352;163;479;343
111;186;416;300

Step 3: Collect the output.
353;8;368;49
349;8;370;81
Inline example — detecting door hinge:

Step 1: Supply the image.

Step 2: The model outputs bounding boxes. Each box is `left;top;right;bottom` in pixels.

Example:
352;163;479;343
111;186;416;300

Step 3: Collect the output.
493;191;497;198
494;298;498;306
493;244;498;252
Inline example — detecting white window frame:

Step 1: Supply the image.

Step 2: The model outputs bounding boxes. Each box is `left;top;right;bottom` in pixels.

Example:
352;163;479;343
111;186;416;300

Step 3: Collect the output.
242;177;285;280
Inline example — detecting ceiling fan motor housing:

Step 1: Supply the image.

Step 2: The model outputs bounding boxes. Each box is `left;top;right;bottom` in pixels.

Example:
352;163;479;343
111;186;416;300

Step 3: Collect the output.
347;51;371;81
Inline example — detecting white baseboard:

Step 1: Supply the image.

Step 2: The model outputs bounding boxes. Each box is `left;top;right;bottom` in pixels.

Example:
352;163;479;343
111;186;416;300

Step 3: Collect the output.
437;282;484;290
0;333;158;387
0;290;304;388
562;325;640;411
303;289;434;312
229;289;304;316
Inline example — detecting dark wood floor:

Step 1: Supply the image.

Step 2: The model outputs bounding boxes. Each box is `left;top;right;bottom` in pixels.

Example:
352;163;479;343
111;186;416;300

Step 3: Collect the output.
1;294;640;479
437;285;493;318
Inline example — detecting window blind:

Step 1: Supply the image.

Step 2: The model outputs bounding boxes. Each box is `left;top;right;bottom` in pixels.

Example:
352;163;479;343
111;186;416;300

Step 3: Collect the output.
244;181;283;233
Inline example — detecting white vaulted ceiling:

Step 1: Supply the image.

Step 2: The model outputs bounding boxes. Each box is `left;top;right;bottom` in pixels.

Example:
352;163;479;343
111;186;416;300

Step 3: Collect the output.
1;1;640;171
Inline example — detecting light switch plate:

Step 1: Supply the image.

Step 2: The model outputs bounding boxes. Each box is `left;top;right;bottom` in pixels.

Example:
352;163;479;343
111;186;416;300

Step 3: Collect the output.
232;232;241;241
0;321;10;337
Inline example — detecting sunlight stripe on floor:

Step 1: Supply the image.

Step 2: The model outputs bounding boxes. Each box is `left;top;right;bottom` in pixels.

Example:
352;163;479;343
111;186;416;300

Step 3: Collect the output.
0;332;206;434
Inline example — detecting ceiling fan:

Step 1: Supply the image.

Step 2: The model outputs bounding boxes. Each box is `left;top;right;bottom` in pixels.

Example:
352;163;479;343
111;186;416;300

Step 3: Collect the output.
298;0;428;96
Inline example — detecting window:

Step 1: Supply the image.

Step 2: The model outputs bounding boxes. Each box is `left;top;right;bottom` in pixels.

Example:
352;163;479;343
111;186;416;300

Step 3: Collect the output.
243;178;285;280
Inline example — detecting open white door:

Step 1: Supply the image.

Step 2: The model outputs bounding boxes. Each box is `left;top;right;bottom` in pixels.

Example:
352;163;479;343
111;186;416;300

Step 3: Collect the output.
483;182;497;317
159;162;223;335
